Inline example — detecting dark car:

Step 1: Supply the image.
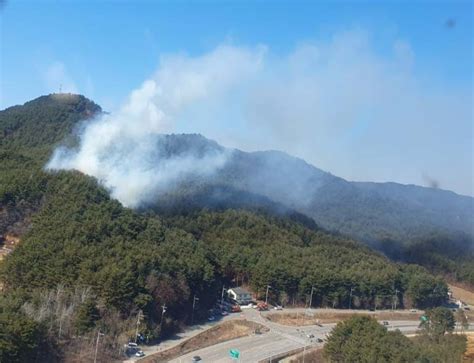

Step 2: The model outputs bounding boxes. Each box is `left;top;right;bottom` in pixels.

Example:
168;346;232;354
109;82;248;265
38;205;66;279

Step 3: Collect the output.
192;356;202;362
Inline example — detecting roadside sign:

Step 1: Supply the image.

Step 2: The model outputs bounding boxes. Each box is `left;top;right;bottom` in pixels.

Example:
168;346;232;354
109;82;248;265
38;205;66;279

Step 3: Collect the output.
420;315;429;322
229;348;240;359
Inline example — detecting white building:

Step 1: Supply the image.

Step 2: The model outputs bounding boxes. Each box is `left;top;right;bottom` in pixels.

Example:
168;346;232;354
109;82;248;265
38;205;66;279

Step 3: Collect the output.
227;287;252;304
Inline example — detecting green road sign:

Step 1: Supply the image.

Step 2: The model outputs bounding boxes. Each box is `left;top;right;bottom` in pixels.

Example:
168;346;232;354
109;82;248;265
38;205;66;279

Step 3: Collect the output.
229;349;240;359
420;315;429;322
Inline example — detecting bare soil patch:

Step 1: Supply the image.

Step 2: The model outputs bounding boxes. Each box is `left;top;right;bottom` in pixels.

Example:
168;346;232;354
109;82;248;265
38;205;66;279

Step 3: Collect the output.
464;333;474;362
265;310;423;326
449;284;474;306
140;320;268;362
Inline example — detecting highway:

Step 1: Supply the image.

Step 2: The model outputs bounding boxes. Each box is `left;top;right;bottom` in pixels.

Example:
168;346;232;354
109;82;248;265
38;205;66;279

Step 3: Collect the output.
168;310;431;363
133;308;474;363
171;309;474;363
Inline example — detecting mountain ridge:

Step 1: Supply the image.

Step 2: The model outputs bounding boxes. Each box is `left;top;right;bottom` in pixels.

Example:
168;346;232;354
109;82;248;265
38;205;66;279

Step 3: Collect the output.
1;94;473;284
2;94;472;244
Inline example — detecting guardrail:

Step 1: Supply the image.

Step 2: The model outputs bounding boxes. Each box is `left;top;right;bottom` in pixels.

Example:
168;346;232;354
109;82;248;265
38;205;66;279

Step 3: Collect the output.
258;345;317;363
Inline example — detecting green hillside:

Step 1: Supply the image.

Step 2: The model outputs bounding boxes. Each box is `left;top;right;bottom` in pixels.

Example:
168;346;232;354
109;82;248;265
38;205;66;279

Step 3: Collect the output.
0;94;457;361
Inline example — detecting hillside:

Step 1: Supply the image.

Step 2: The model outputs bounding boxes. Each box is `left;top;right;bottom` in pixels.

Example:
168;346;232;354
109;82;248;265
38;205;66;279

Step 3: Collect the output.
109;130;473;283
0;94;101;240
1;94;473;286
0;94;456;361
218;149;473;243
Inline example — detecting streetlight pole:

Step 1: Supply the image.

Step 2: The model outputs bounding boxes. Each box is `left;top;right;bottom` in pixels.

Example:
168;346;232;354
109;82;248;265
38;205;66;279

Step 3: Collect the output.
160;303;167;333
191;295;199;325
221;286;226;306
135;310;143;344
393;289;399;310
265;285;271;305
94;330;104;363
309;286;315;309
349;287;354;309
374;290;377;312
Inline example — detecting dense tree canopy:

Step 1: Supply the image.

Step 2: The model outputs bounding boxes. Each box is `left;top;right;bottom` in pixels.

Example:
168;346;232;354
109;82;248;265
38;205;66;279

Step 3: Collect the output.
324;315;467;363
0;94;465;361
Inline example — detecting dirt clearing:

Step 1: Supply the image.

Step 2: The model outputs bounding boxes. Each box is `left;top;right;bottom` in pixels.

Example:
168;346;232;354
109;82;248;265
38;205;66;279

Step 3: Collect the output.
449;284;474;306
140;320;268;362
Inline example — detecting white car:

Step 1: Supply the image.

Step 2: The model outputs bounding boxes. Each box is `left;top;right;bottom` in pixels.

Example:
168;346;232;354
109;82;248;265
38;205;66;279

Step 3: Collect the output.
135;350;145;357
273;305;283;310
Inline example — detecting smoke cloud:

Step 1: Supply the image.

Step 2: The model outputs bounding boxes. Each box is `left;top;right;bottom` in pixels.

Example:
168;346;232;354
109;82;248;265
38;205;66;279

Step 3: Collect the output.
47;29;473;206
47;45;265;207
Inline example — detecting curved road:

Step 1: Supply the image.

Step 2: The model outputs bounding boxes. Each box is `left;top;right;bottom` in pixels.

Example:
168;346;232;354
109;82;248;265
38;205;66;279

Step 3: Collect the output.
168;309;448;363
133;308;473;363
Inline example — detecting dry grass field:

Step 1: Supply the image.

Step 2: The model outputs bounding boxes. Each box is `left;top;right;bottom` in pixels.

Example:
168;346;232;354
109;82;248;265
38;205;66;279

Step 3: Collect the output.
265;309;422;326
450;284;474;306
464;333;474;362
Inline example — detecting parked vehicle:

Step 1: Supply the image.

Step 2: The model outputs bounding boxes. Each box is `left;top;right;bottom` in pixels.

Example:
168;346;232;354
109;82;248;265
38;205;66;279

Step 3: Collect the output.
273;305;283;310
382;321;389;326
135;350;145;357
256;302;269;311
231;305;241;313
192;356;202;362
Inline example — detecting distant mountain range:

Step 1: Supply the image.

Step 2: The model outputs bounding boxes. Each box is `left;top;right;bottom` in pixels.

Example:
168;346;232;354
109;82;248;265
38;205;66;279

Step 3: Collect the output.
145;132;473;246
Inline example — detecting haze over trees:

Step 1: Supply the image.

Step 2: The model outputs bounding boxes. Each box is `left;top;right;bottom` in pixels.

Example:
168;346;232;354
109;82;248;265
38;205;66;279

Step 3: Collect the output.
0;94;471;360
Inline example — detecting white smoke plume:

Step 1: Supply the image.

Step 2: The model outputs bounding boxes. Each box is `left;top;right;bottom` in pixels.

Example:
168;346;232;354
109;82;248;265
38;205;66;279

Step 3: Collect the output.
47;30;473;203
46;45;265;207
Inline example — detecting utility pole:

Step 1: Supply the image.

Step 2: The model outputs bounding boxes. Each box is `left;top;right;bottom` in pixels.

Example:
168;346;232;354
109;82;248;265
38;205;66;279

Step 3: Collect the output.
160;303;167;333
393;289;399;310
309;286;316;309
265;285;271;304
93;330;104;363
135;310;143;343
349;287;354;309
191;295;199;325
372;289;376;312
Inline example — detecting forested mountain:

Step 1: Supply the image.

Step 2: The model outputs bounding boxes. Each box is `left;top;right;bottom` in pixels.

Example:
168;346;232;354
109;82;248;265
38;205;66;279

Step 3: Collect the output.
1;94;472;284
129;130;474;283
216;145;473;243
140;132;473;242
0;94;470;360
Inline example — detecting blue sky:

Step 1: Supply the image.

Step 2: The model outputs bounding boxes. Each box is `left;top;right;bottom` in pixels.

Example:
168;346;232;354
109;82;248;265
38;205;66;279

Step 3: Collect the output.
1;0;473;195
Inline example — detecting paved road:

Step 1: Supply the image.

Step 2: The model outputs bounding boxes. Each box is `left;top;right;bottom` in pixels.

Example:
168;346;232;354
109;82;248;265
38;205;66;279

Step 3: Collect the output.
124;314;238;362
134;308;474;363
168;309;473;363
